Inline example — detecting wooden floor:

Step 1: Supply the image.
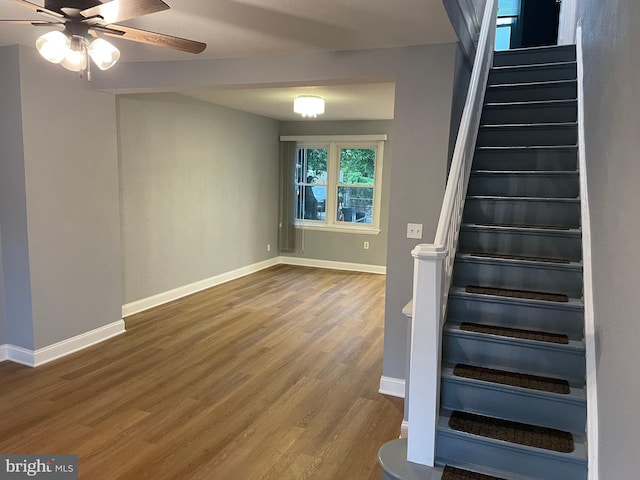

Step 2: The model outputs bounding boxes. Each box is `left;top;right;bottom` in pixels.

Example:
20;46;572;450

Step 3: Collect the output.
0;265;403;479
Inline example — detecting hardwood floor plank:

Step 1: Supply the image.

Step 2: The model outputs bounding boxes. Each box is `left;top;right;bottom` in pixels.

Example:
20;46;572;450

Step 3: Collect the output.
0;265;403;479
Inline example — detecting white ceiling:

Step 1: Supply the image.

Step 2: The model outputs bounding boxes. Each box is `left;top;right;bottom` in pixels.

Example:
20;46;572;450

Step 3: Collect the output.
0;0;456;120
182;83;396;121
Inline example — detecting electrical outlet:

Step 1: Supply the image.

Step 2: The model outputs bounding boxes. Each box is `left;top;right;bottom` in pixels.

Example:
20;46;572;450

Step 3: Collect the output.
267;244;271;252
407;223;423;239
364;241;370;250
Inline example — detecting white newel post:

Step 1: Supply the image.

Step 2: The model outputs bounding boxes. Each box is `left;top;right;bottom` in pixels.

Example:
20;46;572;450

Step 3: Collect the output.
406;244;447;465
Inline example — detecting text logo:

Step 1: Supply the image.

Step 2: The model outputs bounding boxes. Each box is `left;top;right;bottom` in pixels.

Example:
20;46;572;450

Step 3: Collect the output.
0;455;77;479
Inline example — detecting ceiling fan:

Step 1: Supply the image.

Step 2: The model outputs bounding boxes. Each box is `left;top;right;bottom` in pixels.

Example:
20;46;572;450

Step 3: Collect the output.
0;0;206;76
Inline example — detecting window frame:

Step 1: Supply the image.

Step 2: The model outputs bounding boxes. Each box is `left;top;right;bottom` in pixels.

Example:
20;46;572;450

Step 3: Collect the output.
282;134;386;235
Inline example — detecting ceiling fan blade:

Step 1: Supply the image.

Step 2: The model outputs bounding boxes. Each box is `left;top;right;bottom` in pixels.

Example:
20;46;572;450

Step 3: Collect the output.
80;0;169;24
8;0;63;18
0;19;61;24
97;24;206;54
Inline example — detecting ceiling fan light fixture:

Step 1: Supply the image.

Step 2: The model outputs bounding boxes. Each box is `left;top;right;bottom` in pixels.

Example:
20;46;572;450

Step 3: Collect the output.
60;37;87;72
88;38;120;71
36;30;70;64
294;95;325;118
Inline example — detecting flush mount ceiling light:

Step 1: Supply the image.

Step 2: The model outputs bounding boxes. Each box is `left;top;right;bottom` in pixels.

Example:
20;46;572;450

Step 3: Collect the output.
1;0;207;81
294;95;325;118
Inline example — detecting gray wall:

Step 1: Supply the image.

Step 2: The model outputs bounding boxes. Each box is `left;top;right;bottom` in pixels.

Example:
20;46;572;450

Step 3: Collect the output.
279;120;392;267
118;93;280;304
383;46;457;379
448;43;473;165
96;43;458;381
443;0;488;63
0;45;121;350
0;45;34;350
577;1;640;477
0;227;6;345
19;46;122;349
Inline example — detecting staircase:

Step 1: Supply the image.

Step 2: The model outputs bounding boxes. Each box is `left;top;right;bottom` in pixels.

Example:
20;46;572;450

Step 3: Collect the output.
435;44;588;479
379;43;589;480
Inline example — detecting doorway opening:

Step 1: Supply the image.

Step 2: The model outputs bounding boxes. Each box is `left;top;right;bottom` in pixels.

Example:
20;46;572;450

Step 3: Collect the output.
495;0;561;51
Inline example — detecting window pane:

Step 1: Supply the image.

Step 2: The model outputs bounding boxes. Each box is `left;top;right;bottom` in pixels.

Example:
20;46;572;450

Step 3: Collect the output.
309;186;326;220
297;185;327;220
296;148;328;221
498;0;520;17
339;148;375;186
495;25;512;51
337;186;373;224
307;148;328;184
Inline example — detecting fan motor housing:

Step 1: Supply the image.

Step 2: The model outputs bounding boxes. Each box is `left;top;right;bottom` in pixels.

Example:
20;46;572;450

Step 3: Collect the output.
44;0;102;15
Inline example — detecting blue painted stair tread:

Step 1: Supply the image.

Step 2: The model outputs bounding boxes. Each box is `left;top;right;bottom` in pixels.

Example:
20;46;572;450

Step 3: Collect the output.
448;411;574;453
473;146;578;172
474;222;571;230
469;251;570;264
453;364;570;394
489;61;577;84
442;466;505;480
465;286;569;303
459;322;569;344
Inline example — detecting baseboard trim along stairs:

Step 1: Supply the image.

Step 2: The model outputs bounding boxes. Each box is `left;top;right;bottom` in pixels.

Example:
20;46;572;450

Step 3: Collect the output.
381;44;589;480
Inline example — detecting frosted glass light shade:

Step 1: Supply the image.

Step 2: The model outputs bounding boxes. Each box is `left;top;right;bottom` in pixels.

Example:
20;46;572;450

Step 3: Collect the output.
36;31;70;64
88;38;120;70
293;96;325;118
61;48;87;72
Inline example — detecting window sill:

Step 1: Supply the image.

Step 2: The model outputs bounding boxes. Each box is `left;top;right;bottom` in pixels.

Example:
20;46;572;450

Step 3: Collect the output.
295;224;381;235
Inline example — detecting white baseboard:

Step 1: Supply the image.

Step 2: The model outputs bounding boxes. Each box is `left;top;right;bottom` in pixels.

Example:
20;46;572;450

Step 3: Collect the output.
279;256;386;275
123;256;385;318
1;257;385;368
379;376;406;398
2;320;126;367
122;257;281;317
5;345;33;366
400;420;409;438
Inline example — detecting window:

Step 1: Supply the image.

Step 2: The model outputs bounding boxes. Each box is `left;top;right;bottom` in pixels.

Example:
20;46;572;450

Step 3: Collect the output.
337;147;376;224
284;135;386;234
296;146;328;221
495;0;522;51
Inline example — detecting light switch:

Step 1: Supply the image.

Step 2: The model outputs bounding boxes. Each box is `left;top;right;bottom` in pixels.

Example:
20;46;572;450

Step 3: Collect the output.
407;223;423;239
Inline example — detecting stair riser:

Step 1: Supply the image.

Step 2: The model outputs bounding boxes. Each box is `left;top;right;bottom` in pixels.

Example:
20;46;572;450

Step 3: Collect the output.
473;148;577;171
441;378;587;434
489;63;577;85
463;199;581;228
459;228;583;262
468;174;579;198
436;431;587;480
453;259;583;298
493;46;576;67
485;83;577;103
477;126;577;147
481;103;577;125
443;333;586;380
448;294;584;336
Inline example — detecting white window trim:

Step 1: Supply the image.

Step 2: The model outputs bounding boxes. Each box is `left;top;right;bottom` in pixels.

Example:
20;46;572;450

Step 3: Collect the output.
282;135;386;235
280;134;387;142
